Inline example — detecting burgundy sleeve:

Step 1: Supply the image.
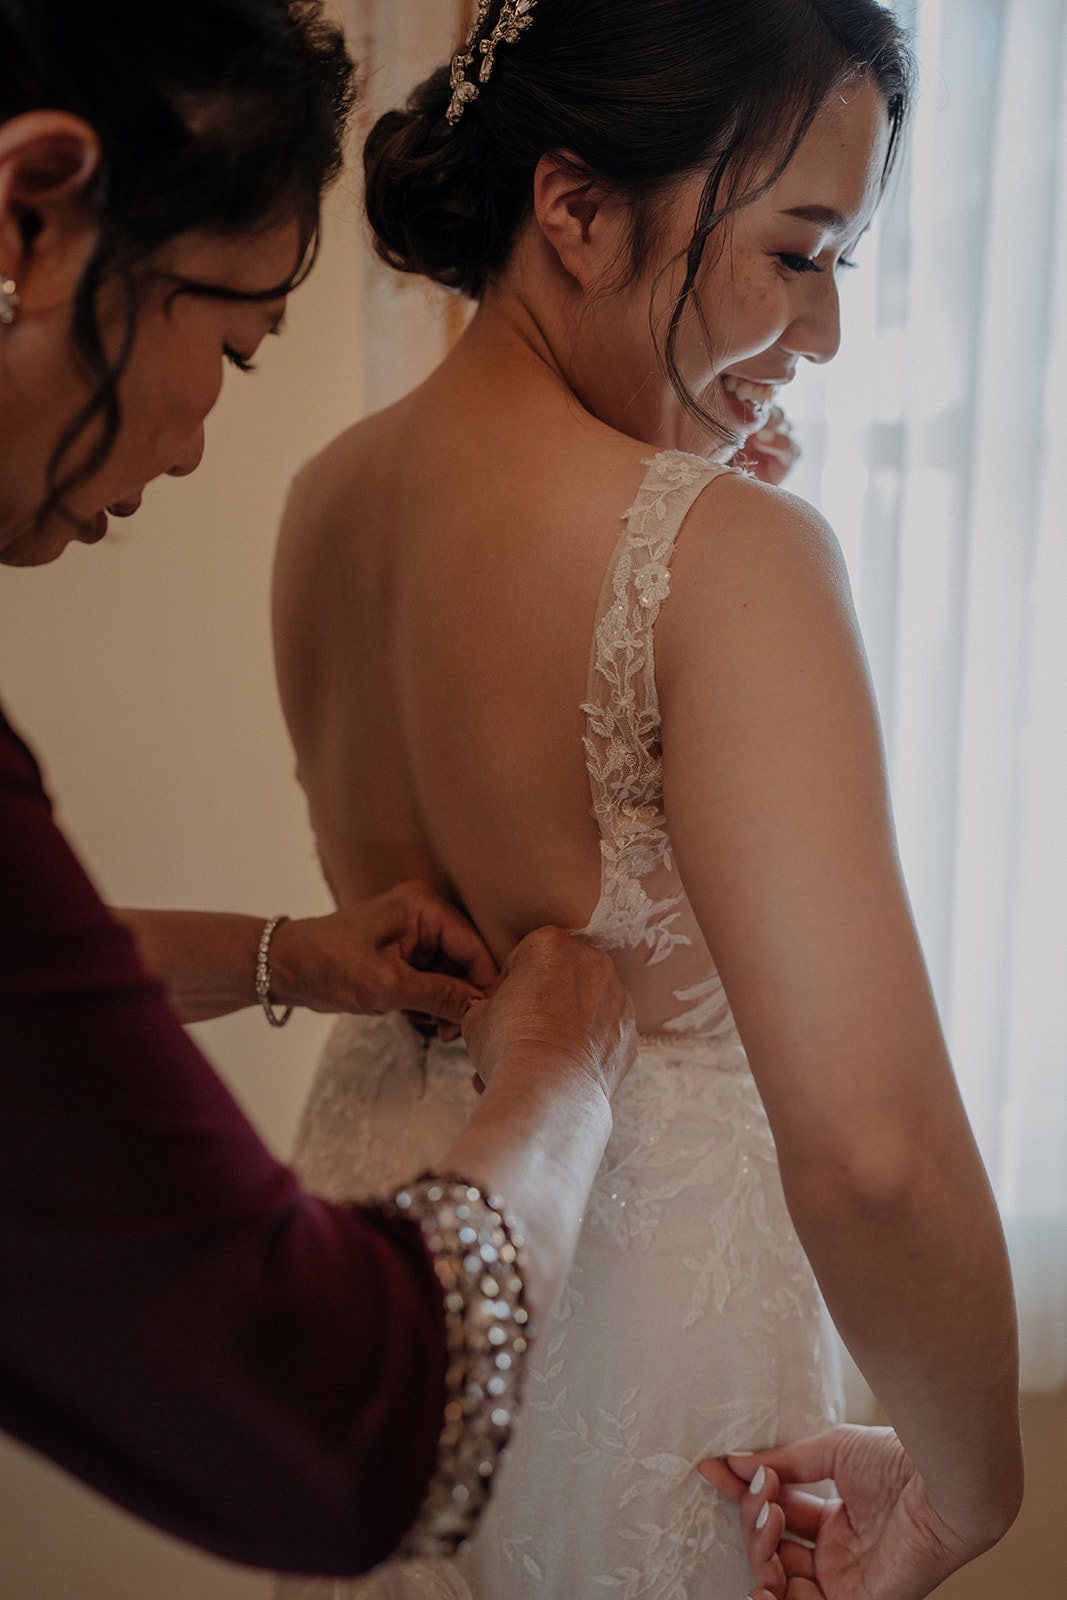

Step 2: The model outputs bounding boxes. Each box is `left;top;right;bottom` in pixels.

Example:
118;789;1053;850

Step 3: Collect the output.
0;704;448;1575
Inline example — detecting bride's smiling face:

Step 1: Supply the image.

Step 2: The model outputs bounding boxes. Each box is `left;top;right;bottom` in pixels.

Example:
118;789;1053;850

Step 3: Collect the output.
544;76;891;450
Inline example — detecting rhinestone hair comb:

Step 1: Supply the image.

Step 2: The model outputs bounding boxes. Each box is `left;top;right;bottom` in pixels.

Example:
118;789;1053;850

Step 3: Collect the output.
446;0;538;126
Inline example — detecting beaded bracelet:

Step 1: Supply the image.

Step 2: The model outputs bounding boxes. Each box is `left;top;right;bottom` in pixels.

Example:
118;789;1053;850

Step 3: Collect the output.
387;1174;532;1558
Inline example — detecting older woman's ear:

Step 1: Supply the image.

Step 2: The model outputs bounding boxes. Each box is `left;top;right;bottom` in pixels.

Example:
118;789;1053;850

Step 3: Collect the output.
0;111;100;293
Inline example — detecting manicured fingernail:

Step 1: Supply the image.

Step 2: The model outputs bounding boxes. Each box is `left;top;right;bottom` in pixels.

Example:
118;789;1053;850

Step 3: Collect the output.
750;1464;766;1496
756;1501;770;1530
728;1449;755;1457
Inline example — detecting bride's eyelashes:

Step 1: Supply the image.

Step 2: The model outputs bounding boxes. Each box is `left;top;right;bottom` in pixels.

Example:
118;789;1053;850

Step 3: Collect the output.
777;251;824;274
775;251;860;275
780;248;863;276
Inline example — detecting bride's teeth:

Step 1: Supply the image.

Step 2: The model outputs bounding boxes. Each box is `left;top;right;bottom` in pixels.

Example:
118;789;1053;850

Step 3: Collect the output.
722;375;777;406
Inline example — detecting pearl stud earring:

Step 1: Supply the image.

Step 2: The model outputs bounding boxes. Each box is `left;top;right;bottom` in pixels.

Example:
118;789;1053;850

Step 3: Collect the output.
0;277;20;325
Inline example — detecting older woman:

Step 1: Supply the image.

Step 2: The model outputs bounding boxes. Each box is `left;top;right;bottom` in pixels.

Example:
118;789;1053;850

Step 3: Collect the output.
0;0;634;1577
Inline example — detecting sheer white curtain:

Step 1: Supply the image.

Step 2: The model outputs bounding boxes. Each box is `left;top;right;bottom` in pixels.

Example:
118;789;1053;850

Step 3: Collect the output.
787;0;1067;1392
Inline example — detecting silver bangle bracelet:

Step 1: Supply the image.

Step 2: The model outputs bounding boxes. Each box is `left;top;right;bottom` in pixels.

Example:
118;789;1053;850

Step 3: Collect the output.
387;1175;531;1558
255;915;294;1028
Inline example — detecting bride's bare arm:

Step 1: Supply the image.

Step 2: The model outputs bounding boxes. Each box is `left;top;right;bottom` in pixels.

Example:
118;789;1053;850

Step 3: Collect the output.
657;475;1022;1552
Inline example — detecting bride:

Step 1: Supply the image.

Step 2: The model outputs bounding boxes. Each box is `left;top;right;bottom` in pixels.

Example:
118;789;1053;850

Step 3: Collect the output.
272;2;1022;1594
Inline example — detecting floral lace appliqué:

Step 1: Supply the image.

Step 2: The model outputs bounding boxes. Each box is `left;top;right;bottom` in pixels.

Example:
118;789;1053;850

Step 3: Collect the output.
579;452;732;1006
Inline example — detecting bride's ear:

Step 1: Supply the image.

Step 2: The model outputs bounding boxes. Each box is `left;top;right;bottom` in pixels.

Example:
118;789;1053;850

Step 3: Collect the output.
532;150;629;291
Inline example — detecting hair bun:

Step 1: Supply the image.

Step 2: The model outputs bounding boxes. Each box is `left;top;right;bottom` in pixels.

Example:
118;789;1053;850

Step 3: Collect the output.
363;65;505;298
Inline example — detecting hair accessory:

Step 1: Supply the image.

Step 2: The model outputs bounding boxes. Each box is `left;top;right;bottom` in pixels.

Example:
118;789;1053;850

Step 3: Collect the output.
0;278;20;326
446;0;538;126
256;915;294;1027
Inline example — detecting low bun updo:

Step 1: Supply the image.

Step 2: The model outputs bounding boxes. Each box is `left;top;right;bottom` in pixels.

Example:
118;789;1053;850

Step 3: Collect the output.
363;62;522;299
362;0;913;421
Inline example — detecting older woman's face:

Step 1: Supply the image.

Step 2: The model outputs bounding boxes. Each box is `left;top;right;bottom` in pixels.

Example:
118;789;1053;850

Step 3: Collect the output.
0;217;301;567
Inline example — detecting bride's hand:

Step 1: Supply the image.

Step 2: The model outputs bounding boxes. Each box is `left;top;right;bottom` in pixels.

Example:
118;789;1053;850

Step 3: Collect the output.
733;406;801;487
698;1425;985;1600
270;881;498;1028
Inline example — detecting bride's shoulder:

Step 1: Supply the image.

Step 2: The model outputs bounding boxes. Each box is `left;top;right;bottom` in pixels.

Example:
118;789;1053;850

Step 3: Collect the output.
273;406;411;647
678;469;852;602
283;403;408;529
656;470;860;694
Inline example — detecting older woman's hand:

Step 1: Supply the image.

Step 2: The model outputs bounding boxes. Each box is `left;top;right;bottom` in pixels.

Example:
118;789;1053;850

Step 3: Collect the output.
698;1425;985;1600
121;883;498;1027
270;881;499;1030
443;929;636;1321
461;927;636;1100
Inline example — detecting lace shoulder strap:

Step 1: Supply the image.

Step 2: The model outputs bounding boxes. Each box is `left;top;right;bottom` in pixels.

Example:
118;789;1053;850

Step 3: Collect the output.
579;451;732;954
583;449;732;776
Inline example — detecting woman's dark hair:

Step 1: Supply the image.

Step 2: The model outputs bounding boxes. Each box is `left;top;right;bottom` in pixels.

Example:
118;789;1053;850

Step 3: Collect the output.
0;0;355;526
364;0;912;441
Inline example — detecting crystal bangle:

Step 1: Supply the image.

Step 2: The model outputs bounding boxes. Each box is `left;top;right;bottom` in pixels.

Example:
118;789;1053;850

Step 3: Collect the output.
387;1175;532;1558
255;915;294;1028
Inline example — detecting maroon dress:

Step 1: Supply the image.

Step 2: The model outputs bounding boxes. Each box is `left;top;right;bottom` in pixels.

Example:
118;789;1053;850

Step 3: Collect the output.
0;700;449;1574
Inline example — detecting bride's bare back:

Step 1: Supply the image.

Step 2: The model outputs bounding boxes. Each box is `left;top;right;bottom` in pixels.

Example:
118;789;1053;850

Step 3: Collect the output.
274;334;661;962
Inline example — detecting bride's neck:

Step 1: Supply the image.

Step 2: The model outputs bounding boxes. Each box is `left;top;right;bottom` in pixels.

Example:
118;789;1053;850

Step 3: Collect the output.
458;236;720;458
464;270;570;392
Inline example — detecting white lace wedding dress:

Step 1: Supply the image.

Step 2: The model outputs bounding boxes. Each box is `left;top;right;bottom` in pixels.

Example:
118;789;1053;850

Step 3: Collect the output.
281;452;843;1598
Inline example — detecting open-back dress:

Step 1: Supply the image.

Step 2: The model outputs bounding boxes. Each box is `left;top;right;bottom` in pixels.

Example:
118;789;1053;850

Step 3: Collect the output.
280;451;843;1598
